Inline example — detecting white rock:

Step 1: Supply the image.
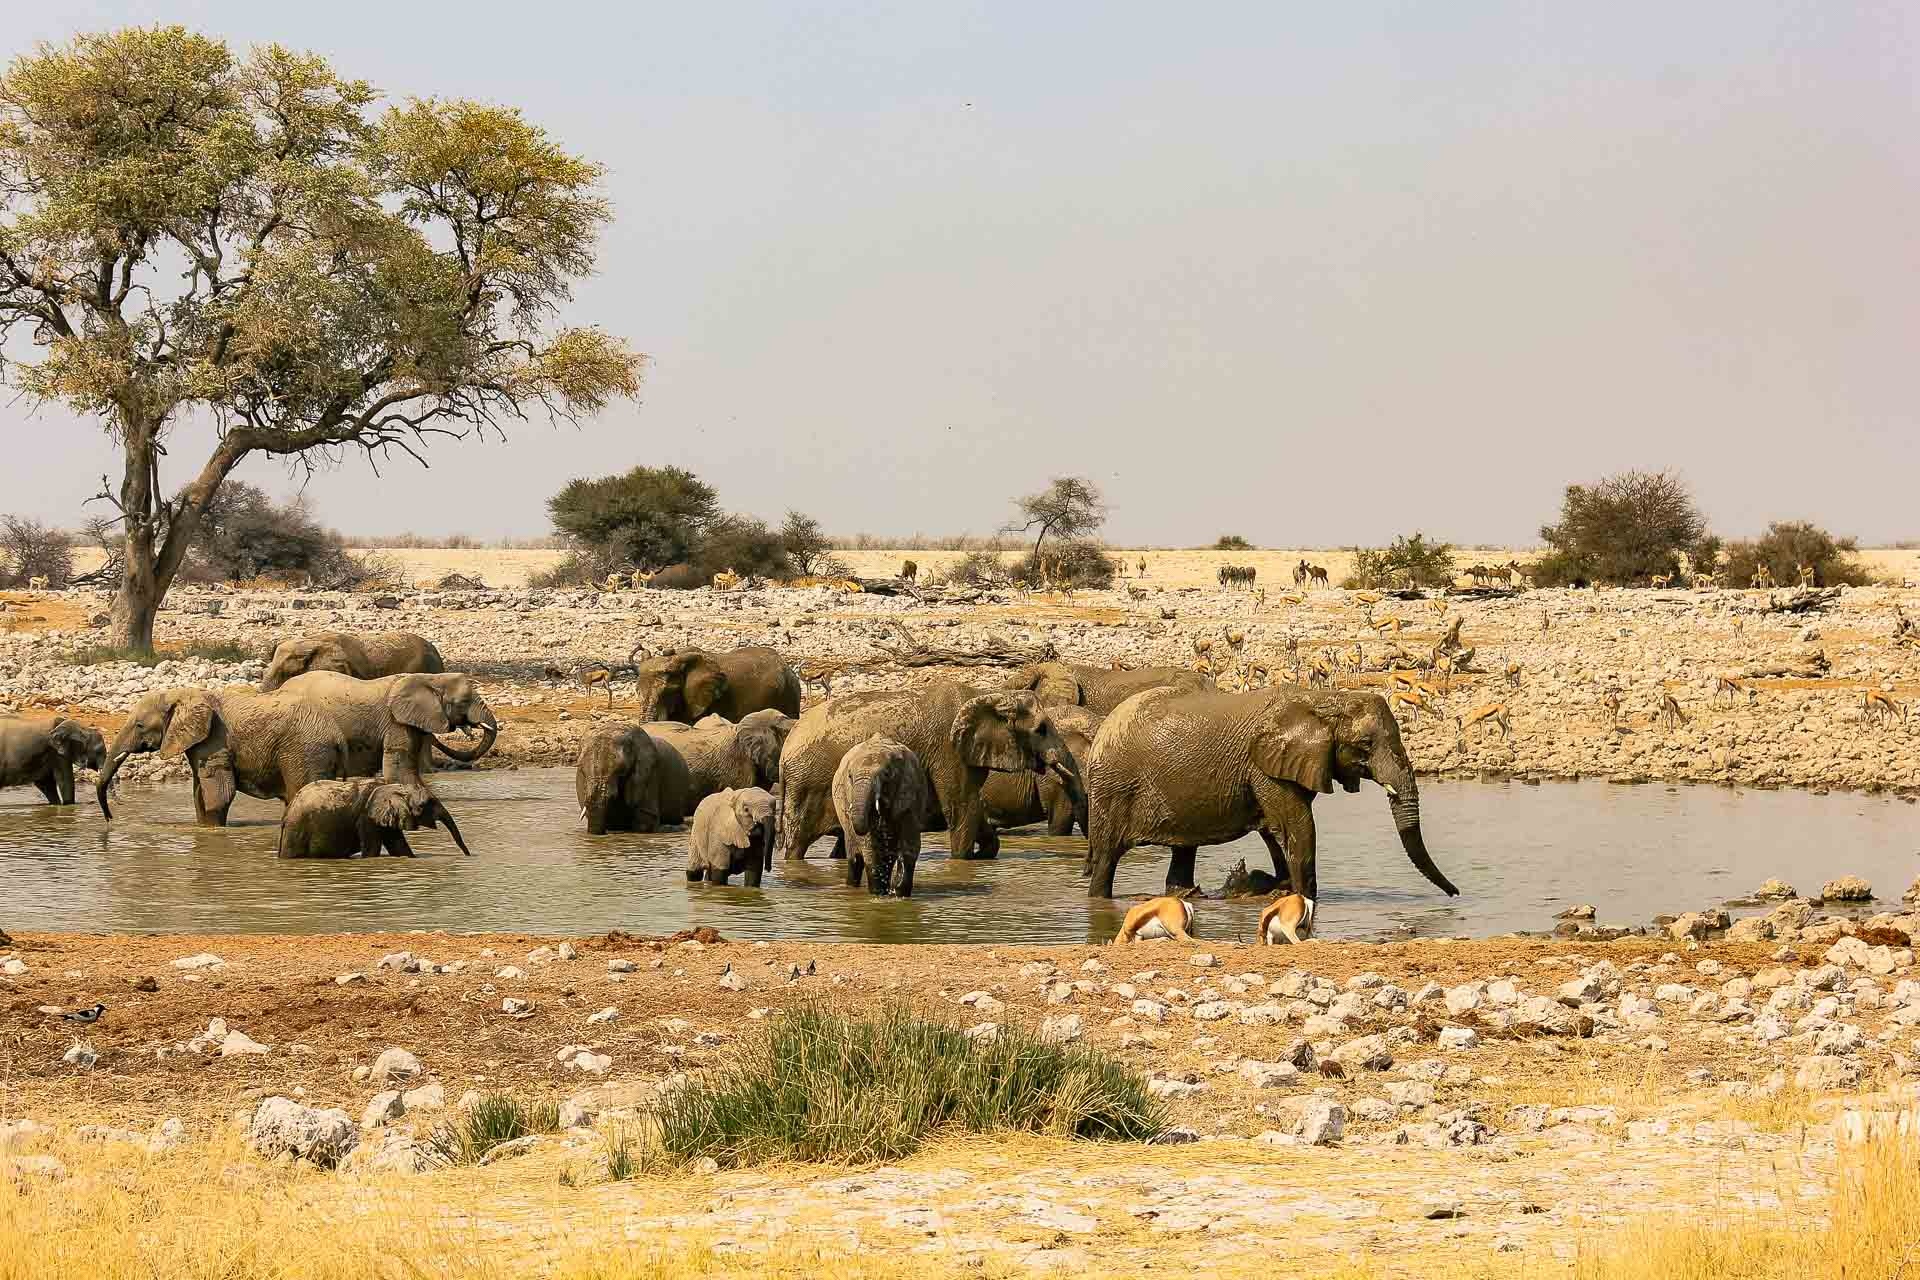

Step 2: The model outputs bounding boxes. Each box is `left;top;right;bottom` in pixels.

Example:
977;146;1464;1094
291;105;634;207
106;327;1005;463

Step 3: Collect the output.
1190;1001;1233;1022
1438;1027;1480;1051
1238;1060;1299;1088
495;966;525;980
219;1030;270;1057
62;1042;97;1068
1040;1014;1083;1044
171;953;224;971
1297;1100;1346;1145
1147;1076;1207;1099
963;1022;1000;1043
608;958;637;973
587;1007;620;1025
1131;999;1168;1023
502;997;531;1014
248;1097;357;1167
368;1047;423;1087
1189;953;1219;969
361;1090;404;1129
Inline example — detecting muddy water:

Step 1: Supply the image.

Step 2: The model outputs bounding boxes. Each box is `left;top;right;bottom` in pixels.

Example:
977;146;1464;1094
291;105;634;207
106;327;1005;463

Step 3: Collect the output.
2;770;1915;943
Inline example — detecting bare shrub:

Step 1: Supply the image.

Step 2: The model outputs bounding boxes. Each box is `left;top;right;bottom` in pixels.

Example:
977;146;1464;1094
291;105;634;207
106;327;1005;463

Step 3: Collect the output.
0;516;74;587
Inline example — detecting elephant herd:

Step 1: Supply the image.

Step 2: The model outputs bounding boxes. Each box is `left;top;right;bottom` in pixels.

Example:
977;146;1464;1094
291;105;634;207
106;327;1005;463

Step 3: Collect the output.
1;630;1464;918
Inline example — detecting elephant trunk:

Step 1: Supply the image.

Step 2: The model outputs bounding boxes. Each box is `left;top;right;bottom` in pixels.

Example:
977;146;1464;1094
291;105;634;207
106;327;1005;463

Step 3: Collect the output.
436;806;473;857
432;723;497;764
96;725;143;819
1047;753;1086;829
849;776;877;837
1380;762;1458;897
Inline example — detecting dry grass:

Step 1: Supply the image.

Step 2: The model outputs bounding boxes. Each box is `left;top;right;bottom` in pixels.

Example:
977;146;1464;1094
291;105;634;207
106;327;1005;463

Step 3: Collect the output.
6;1122;1918;1280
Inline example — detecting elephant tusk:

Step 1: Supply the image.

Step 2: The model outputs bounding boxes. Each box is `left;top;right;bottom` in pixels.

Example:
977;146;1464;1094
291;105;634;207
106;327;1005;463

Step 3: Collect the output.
1382;784;1398;798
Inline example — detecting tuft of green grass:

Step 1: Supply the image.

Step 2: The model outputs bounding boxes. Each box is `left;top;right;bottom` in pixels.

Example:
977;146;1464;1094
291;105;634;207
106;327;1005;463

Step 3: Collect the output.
424;1094;560;1167
647;1005;1163;1171
61;640;257;667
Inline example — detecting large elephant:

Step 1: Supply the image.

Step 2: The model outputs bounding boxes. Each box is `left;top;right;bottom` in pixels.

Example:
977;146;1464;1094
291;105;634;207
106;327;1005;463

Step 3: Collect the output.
633;647;801;724
832;735;933;896
575;726;693;834
642;710;790;805
1083;687;1459;905
272;671;499;785
982;705;1097;835
1006;662;1211;716
259;631;445;692
278;778;471;859
686;787;778;885
97;687;351;824
0;716;107;805
777;683;1082;863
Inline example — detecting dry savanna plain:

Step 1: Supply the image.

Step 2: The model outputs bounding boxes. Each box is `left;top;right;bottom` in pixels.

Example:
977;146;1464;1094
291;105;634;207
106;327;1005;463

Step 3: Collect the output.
10;546;1920;1278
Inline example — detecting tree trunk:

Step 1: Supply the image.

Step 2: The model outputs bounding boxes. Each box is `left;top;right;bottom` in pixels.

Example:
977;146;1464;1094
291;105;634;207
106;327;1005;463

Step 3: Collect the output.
109;415;161;653
107;418;245;654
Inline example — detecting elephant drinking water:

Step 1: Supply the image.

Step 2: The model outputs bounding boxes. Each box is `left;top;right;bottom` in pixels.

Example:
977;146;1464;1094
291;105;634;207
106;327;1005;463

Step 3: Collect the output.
1082;687;1458;914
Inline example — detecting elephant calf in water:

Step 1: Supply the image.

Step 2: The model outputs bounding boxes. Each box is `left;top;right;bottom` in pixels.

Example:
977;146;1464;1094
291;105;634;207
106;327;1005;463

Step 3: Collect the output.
279;779;471;859
0;716;106;805
832;736;933;896
686;787;777;886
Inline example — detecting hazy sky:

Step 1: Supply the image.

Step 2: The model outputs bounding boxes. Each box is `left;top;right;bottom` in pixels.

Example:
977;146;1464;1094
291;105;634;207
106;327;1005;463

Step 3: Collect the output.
3;2;1915;545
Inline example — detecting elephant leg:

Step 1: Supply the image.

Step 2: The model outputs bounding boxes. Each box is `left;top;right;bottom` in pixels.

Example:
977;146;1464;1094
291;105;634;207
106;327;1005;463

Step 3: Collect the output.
744;847;764;889
705;866;726;885
845;842;865;887
781;787;832;861
1256;830;1295;893
1263;792;1318;902
828;831;846;860
33;773;61;806
384;831;418;858
1086;834;1131;898
897;831;921;897
186;764;229;827
686;867;703;882
1165;846;1198;894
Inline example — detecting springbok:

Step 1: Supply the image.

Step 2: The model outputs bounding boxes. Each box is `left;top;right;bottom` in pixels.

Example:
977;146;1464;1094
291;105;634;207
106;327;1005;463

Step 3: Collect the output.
1660;693;1688;731
1456;701;1511;742
1862;690;1907;728
1389;689;1443;721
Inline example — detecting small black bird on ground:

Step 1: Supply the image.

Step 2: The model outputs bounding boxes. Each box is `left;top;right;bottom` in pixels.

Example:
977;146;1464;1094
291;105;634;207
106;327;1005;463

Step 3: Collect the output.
62;1003;105;1024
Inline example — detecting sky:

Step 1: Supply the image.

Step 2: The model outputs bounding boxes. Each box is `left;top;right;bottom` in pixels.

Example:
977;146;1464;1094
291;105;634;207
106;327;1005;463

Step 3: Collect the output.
2;2;1916;546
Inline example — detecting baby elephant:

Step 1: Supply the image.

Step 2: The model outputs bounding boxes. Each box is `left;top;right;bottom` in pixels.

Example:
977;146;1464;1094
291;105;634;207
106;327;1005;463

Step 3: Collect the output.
832;735;932;896
279;779;472;859
0;716;107;805
687;787;777;886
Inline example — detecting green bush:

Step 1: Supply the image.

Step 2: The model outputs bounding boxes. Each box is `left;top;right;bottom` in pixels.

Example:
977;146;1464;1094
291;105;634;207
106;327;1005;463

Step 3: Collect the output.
1011;539;1117;589
1214;534;1252;550
1722;521;1870;588
648;1005;1163;1170
1537;469;1719;585
1343;532;1456;589
0;516;74;588
933;549;1012;587
424;1094;560;1167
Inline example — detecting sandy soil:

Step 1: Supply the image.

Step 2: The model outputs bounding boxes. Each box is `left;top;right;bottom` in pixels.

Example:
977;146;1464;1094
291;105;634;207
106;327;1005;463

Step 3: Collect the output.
63;545;1920;589
3;928;1910;1275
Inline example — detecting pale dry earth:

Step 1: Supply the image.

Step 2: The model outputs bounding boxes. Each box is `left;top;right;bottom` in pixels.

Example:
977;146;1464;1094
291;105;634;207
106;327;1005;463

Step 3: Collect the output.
5;929;1920;1275
8;570;1920;794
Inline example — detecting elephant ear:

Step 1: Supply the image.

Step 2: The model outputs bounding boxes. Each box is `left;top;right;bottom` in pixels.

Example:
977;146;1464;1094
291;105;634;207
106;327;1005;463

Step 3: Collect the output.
952;693;1032;773
1250;701;1335;794
367;784;414;830
388;676;452;733
48;718;94;761
1027;663;1084;707
712;792;753;848
683;660;729;721
307;643;353;676
741;725;782;785
159;690;220;758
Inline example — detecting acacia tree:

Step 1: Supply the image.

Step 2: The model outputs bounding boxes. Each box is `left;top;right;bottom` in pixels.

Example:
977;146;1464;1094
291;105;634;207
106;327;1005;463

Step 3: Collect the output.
1536;469;1718;585
1004;476;1106;557
0;28;643;648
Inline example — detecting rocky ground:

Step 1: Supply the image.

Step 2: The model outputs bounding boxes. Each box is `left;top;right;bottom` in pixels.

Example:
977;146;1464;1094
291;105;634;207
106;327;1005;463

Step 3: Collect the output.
5;927;1920;1273
5;576;1920;794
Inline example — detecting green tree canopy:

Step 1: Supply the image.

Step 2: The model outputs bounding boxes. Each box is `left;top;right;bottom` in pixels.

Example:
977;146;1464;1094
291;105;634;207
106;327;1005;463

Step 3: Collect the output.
547;465;720;569
1003;476;1107;556
1536;470;1718;586
0;27;644;647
